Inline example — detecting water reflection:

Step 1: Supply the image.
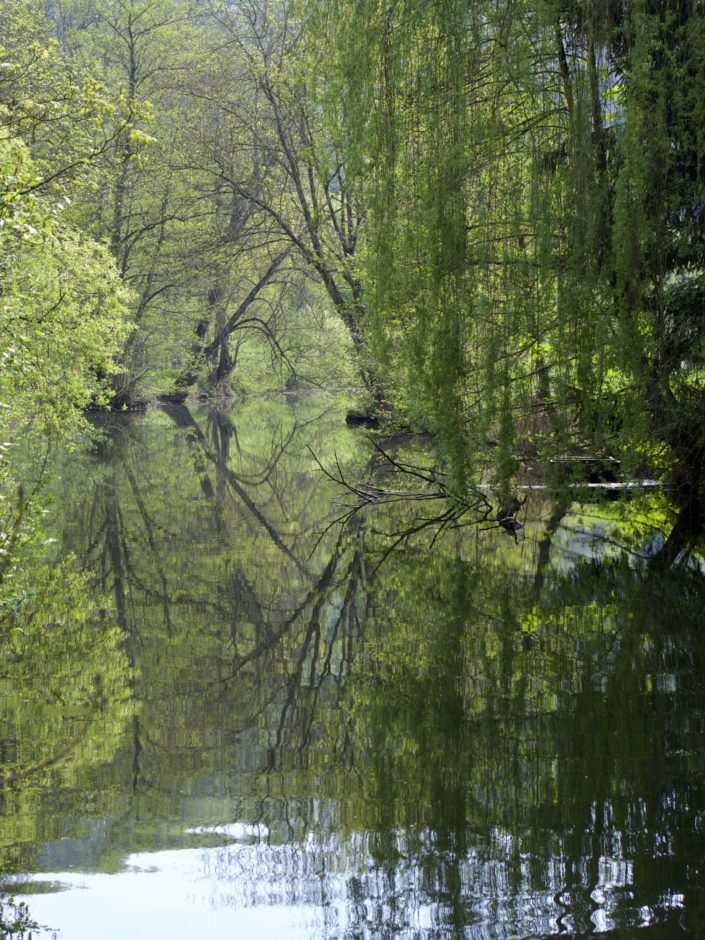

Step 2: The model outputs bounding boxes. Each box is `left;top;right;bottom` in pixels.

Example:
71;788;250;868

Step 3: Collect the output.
2;395;705;937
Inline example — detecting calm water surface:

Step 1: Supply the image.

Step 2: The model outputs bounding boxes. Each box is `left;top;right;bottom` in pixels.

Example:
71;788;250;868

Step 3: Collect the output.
1;395;705;938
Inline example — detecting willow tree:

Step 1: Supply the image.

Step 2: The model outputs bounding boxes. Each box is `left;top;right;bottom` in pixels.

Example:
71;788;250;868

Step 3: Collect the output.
306;0;705;560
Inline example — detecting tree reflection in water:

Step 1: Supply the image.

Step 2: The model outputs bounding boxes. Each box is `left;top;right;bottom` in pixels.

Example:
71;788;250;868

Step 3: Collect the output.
2;397;705;937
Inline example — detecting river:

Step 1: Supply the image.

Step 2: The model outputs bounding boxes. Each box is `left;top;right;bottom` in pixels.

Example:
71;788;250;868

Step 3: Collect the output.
1;394;704;938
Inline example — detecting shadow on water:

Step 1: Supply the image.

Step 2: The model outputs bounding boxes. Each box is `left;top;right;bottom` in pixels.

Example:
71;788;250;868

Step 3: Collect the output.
2;396;705;937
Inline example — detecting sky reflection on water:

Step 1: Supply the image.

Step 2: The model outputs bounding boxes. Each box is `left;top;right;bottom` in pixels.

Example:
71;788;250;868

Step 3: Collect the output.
20;821;683;939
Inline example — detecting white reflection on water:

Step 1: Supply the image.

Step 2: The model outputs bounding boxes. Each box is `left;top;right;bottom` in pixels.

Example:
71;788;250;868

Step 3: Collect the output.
18;819;682;939
23;844;328;940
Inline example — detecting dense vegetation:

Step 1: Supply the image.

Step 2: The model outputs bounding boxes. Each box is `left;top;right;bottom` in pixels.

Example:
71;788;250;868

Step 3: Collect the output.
1;0;704;627
2;5;705;933
316;0;705;563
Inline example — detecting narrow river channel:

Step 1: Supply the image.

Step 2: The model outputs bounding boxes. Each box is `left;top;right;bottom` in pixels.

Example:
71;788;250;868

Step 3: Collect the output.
2;395;704;938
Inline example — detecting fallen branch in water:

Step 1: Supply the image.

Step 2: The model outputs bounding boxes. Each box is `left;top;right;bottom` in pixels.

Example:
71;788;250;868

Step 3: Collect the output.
309;441;498;561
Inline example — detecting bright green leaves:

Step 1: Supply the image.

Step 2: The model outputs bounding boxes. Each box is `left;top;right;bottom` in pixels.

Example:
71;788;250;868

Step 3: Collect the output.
0;127;131;612
0;135;131;437
0;4;135;425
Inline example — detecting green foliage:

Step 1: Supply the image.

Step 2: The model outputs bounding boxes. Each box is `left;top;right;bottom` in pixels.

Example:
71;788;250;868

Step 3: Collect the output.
0;1;133;439
303;0;705;533
0;2;132;639
0;136;131;434
0;131;130;611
